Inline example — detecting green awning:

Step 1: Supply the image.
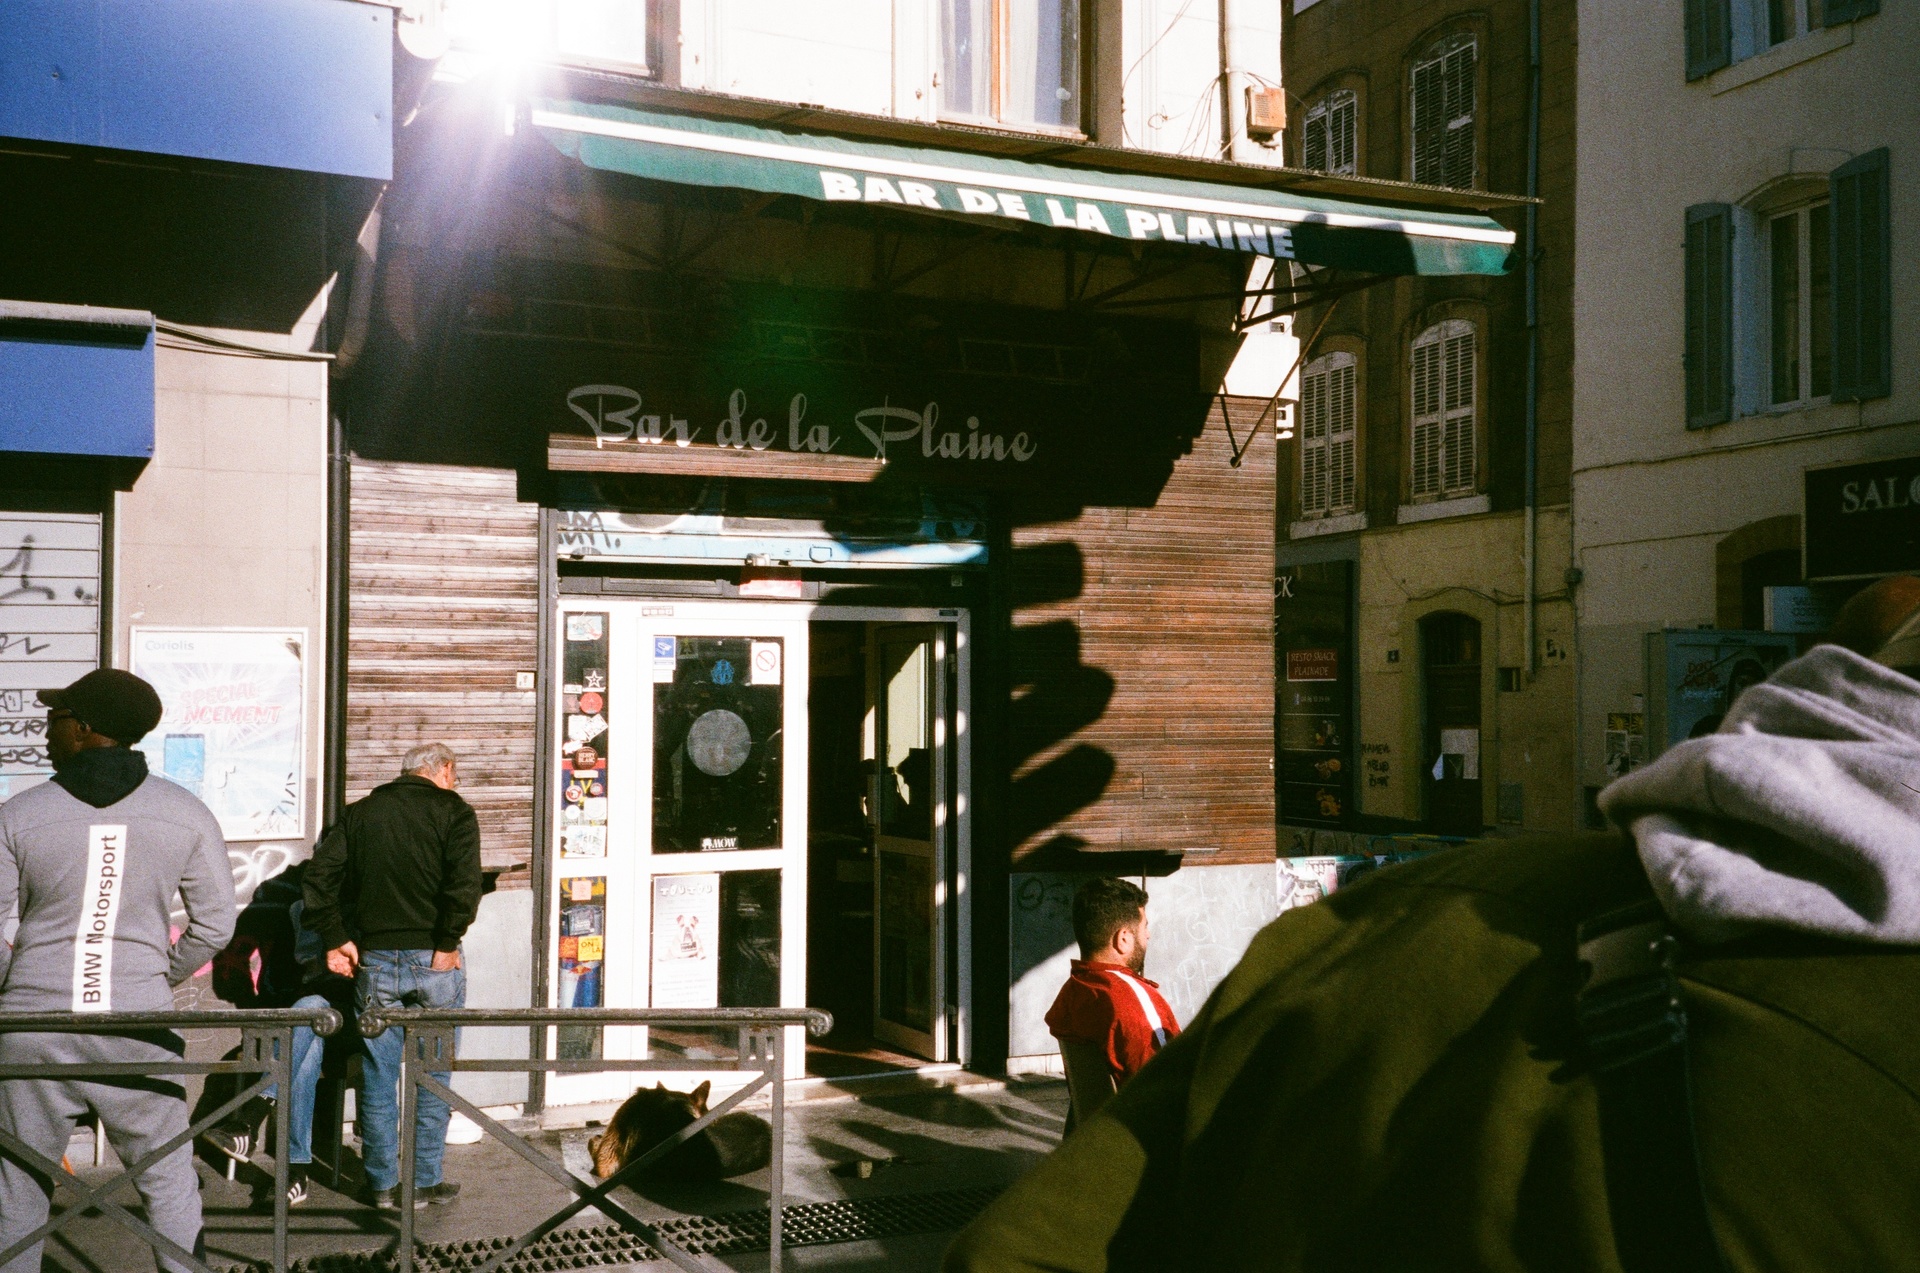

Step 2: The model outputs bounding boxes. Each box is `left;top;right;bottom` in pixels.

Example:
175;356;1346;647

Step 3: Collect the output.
531;100;1515;278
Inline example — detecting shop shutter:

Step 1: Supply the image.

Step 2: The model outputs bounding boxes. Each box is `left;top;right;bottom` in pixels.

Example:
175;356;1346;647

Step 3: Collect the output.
1684;203;1734;428
0;511;101;800
1830;147;1891;403
1685;0;1731;80
1411;321;1475;499
1824;0;1879;25
1412;38;1476;189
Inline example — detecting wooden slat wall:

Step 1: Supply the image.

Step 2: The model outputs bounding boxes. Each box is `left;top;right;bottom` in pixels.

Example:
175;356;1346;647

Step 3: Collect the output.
1009;399;1276;866
348;460;540;883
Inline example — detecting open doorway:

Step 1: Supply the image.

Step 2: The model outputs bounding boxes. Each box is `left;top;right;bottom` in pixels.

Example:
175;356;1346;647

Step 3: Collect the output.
805;619;961;1077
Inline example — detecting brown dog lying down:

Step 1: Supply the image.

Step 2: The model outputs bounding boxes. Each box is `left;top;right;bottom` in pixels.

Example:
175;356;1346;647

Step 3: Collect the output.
587;1081;772;1181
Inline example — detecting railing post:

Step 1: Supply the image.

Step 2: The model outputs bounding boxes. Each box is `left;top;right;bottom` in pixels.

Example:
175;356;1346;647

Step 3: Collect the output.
271;1026;292;1273
240;1021;299;1273
397;1021;417;1273
769;1026;785;1268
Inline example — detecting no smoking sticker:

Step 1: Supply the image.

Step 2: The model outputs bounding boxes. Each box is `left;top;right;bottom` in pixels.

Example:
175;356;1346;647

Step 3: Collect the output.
749;641;782;685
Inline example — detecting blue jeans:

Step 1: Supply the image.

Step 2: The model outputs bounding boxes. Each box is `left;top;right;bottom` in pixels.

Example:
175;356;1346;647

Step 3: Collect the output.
259;992;331;1166
356;950;464;1191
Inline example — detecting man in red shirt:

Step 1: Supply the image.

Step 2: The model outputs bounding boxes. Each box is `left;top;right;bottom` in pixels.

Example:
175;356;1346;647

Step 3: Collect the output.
1045;878;1180;1113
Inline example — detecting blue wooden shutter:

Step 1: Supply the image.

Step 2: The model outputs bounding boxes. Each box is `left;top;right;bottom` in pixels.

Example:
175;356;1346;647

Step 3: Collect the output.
1685;204;1733;429
1824;0;1879;26
1831;147;1891;402
1685;0;1730;80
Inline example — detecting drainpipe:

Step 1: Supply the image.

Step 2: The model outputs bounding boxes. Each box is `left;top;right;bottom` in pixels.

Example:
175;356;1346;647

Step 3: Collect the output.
325;410;349;827
334;191;384;374
1218;0;1258;162
1523;0;1541;678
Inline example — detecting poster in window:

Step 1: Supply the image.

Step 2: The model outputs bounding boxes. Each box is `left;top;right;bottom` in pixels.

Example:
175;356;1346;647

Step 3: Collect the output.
559;613;611;857
129;628;305;840
558;876;606;1009
650;873;720;1008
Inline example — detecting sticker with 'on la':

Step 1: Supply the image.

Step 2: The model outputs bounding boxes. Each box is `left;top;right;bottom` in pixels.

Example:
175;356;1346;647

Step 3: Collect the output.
749;641;782;686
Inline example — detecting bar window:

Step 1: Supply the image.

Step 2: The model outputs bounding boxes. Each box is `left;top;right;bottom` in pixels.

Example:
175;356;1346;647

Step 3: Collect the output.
941;0;1082;132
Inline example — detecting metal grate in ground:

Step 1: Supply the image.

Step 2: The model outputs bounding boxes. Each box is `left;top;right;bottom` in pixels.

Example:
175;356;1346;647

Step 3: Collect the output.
245;1186;1001;1273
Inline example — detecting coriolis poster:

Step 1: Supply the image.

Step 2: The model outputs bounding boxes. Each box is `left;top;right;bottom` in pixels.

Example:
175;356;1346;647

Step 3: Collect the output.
131;628;305;841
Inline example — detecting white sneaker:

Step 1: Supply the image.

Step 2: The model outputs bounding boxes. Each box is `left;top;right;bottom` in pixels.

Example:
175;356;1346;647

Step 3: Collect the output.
444;1113;484;1145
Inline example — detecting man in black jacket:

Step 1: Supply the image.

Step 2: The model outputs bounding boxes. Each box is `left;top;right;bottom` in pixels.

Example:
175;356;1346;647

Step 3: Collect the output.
303;743;482;1210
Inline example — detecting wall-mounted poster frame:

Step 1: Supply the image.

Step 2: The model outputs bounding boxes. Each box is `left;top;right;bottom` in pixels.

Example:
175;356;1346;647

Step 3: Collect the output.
129;626;307;841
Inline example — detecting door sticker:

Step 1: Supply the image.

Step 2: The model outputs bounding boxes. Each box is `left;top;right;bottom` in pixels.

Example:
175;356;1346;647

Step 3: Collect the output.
653;636;678;683
750;641;783;686
651;873;720;1008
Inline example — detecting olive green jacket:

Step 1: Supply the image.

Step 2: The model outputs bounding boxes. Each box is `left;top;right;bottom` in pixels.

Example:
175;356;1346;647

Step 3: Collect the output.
949;835;1920;1271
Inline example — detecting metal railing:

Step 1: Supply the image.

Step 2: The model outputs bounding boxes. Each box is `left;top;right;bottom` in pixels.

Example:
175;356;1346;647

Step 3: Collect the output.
0;1005;831;1273
360;1007;831;1273
0;1006;344;1273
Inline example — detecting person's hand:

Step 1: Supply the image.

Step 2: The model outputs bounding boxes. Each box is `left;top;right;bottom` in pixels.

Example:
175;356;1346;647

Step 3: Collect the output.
430;949;462;972
327;941;359;978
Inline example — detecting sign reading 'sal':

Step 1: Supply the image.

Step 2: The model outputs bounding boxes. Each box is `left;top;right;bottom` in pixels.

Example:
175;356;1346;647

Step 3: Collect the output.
71;824;127;1011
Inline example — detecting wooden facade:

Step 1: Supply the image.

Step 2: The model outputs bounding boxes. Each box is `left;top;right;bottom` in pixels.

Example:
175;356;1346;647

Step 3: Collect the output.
1009;396;1277;866
346;459;540;882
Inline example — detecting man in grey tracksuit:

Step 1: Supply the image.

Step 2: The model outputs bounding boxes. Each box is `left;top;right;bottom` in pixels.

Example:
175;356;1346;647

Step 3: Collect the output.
0;669;237;1273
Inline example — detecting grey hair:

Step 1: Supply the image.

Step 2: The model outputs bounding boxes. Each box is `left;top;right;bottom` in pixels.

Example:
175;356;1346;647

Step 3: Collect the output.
401;742;458;776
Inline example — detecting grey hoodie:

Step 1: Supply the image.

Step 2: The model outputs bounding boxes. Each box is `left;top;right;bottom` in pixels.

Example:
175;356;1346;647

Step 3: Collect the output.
1599;644;1920;944
0;772;236;1013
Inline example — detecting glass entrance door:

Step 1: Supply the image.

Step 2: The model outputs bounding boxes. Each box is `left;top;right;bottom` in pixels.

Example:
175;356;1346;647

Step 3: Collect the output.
548;603;810;1105
869;625;952;1060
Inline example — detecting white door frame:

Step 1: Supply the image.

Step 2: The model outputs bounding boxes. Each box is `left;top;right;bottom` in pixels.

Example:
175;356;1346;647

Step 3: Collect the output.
544;596;972;1106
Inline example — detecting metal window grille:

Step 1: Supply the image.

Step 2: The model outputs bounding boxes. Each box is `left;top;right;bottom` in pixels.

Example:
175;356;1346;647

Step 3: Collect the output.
1303;89;1357;175
1411;36;1476;189
1410;320;1476;499
1300;353;1357;516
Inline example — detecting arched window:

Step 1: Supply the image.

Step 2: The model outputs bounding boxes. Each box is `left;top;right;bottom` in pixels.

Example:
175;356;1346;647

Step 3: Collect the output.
1302;89;1358;175
1410;34;1476;189
1300;351;1358;516
1409;319;1477;499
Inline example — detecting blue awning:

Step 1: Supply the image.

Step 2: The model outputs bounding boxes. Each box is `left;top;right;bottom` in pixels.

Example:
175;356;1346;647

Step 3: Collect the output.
0;0;392;180
0;302;155;462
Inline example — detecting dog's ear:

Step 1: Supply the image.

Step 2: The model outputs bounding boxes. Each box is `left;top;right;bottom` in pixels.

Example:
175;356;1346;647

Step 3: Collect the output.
655;1082;664;1091
691;1080;710;1112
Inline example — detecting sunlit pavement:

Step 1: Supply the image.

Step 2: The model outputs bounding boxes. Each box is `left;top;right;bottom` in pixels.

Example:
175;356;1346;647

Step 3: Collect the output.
38;1073;1066;1273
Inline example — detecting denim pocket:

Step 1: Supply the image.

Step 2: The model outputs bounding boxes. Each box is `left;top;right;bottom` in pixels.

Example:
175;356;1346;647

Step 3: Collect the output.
419;966;466;1011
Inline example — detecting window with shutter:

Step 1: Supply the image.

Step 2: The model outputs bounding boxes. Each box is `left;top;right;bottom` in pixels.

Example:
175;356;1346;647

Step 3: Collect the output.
1831;147;1891;402
1685;203;1734;428
1685;0;1732;79
1303;90;1357;175
1300;352;1358;516
1411;36;1476;190
1410;321;1475;499
1824;0;1879;26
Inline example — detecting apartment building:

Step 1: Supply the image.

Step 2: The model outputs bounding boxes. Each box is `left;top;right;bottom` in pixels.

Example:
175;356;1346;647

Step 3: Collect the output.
1573;1;1913;798
1279;0;1580;838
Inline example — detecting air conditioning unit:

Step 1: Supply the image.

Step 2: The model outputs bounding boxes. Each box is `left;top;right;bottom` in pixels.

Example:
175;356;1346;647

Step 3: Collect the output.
1246;87;1287;143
